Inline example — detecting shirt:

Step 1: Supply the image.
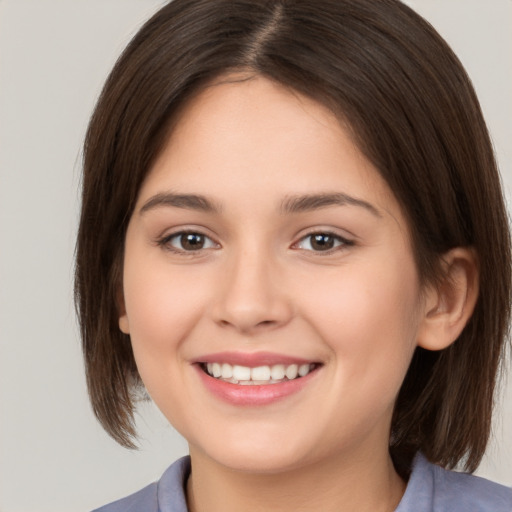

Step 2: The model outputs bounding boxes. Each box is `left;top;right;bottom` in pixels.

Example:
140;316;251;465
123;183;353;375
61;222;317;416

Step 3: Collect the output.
93;453;512;512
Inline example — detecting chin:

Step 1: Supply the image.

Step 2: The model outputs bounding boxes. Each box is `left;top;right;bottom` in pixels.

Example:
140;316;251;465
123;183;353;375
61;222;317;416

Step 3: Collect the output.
216;452;309;475
190;432;322;475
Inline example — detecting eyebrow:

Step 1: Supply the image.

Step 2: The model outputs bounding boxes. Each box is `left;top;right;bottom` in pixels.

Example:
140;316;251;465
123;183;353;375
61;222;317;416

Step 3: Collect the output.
139;192;221;215
139;191;381;217
280;193;381;217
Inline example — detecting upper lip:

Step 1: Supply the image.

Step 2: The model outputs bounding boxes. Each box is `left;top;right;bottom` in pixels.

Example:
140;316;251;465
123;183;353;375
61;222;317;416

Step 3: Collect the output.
193;351;318;367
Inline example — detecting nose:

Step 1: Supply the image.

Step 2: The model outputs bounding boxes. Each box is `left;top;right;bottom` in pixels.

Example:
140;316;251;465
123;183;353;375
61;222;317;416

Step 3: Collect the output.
211;245;293;334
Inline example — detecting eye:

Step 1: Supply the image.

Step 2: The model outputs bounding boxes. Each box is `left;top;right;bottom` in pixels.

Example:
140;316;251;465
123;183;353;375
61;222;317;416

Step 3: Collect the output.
294;232;353;252
160;231;218;252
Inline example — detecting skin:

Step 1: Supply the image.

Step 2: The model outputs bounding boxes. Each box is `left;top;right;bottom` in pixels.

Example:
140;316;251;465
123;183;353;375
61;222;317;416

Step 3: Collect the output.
119;75;478;512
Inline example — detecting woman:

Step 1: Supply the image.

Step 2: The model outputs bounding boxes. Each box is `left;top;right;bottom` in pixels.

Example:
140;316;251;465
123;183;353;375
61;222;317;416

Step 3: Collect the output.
75;1;512;510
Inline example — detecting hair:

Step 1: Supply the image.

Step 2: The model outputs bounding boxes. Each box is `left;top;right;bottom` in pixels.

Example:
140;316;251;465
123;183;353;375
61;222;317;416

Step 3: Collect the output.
75;0;511;475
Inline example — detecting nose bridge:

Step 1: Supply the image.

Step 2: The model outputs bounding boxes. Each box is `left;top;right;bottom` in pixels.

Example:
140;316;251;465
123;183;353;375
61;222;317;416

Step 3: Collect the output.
213;238;292;333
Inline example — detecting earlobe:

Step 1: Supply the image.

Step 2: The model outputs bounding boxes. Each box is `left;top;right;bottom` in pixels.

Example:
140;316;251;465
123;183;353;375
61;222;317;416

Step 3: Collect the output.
417;248;479;351
119;314;130;334
117;286;130;334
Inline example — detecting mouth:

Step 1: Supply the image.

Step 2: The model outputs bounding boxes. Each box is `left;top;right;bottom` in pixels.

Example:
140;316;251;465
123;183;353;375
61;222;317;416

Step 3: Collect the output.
193;352;322;405
200;362;319;385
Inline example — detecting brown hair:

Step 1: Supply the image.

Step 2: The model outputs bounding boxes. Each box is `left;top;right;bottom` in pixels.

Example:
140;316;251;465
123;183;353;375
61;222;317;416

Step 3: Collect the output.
75;0;511;474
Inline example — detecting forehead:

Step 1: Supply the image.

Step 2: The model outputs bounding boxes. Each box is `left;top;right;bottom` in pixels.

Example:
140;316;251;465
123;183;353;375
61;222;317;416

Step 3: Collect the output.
138;74;400;219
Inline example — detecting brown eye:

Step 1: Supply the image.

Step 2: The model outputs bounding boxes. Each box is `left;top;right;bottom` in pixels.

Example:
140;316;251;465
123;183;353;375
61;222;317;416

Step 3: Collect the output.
310;234;336;251
163;231;217;252
180;233;205;250
295;232;352;252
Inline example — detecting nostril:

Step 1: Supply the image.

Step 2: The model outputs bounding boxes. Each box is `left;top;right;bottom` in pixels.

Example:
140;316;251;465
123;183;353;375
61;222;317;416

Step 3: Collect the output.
217;318;277;329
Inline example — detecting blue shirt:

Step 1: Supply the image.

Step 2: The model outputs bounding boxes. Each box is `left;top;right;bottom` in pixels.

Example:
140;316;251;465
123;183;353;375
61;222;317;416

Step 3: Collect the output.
93;454;512;511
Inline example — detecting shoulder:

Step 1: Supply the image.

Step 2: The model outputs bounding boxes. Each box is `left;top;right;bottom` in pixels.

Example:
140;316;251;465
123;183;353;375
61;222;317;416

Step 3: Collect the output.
92;482;158;512
396;453;512;512
91;456;191;512
431;464;512;511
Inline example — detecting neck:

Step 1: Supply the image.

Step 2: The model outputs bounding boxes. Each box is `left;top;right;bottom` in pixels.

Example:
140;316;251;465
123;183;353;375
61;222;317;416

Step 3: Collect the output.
186;444;405;512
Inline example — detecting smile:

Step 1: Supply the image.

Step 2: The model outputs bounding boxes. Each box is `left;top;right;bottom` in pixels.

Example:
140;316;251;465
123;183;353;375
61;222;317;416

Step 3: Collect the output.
202;362;316;385
194;352;322;405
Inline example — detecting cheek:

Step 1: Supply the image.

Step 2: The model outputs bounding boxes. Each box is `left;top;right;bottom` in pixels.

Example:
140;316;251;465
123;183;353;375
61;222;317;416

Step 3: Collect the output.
298;255;422;393
121;251;212;425
121;245;210;364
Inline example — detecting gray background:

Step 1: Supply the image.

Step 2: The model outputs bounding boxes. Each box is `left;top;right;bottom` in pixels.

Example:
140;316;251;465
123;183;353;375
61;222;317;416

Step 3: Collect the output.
0;1;510;511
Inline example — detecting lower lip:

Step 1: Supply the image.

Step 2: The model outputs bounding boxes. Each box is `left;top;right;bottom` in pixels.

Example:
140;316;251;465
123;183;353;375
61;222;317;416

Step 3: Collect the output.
195;365;319;406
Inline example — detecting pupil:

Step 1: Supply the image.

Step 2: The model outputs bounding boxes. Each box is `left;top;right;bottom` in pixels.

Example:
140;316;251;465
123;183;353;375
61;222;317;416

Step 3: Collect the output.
311;234;334;251
181;233;204;250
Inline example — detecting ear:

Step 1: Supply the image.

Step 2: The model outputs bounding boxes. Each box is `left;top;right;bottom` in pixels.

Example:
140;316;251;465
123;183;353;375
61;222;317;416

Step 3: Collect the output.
117;285;130;334
417;248;479;351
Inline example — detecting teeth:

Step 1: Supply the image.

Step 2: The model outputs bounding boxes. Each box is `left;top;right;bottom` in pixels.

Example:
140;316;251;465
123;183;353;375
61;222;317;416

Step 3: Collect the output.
204;362;316;383
232;365;251;381
285;364;298;379
270;364;285;380
212;363;221;378
221;363;233;379
298;364;310;377
251;366;271;380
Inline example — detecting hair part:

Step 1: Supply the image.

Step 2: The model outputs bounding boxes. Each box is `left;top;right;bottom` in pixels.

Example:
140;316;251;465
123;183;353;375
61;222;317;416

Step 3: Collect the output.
75;0;511;472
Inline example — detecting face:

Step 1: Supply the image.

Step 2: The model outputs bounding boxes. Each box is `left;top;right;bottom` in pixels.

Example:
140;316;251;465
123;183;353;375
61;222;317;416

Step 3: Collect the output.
119;76;427;474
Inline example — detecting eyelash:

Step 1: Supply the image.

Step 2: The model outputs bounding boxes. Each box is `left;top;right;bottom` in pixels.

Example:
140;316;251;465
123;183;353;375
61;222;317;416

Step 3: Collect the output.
293;231;355;254
157;230;219;254
157;230;354;255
